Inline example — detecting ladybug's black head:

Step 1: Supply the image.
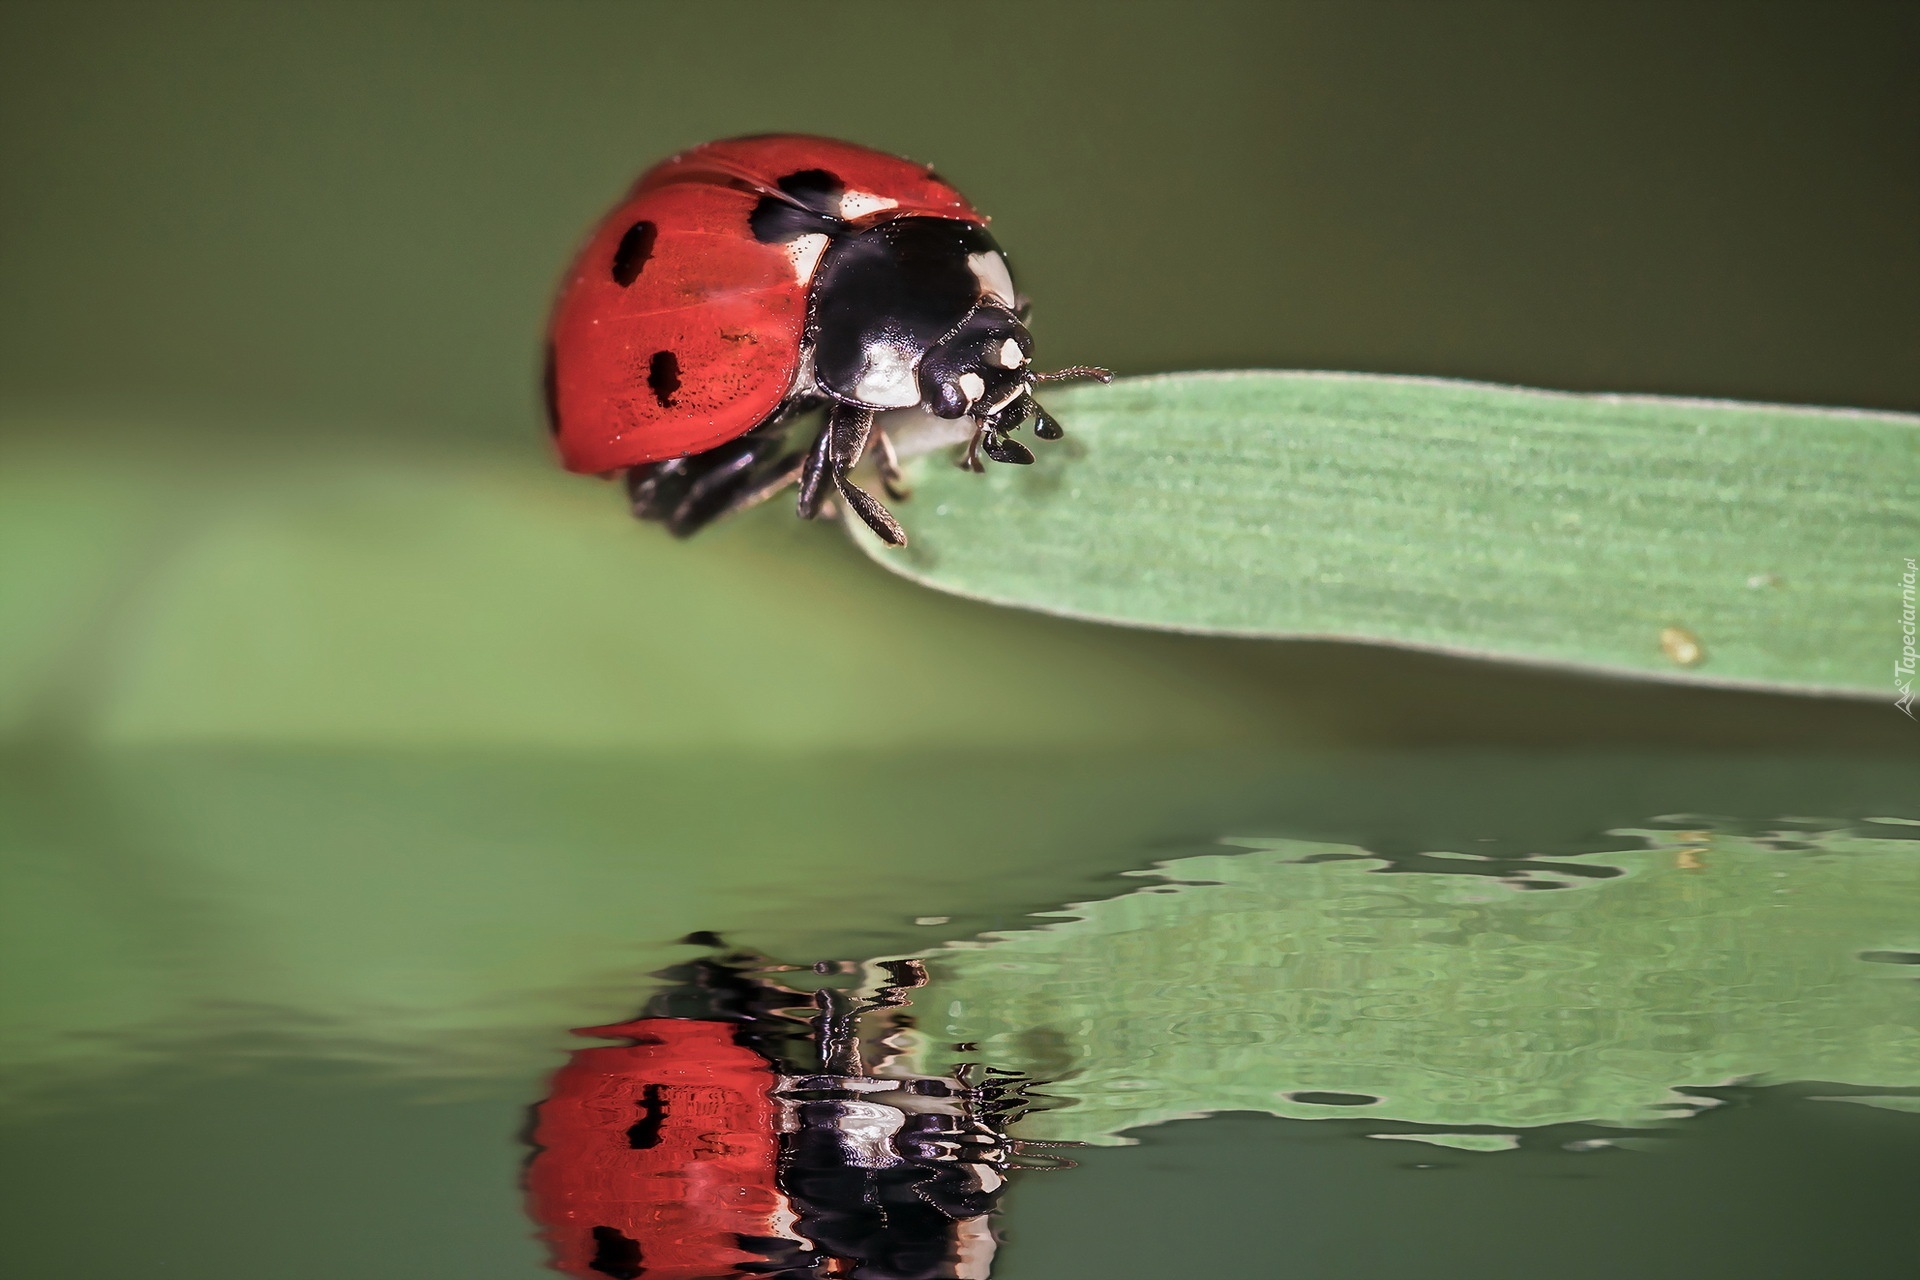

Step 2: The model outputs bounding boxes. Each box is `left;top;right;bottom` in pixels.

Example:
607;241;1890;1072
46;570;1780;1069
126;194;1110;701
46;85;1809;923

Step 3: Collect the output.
920;305;1109;455
919;304;1033;423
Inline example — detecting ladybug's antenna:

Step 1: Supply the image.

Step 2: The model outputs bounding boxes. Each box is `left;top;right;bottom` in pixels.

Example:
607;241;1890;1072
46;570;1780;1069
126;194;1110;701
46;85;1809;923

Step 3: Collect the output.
1030;365;1113;385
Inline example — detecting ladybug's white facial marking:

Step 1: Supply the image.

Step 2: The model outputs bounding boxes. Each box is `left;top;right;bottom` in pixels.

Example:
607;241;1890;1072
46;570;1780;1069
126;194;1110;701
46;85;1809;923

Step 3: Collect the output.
967;251;1017;309
989;337;1027;369
956;372;987;407
853;343;923;409
784;232;832;282
838;191;900;220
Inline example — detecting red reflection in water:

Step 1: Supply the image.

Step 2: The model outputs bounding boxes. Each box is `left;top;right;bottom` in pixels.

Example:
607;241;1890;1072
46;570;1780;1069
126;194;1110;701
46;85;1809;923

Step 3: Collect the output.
526;1016;795;1278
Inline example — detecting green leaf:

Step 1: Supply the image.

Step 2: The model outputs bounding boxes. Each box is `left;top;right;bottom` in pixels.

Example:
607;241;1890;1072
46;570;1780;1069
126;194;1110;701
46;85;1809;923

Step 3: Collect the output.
857;373;1919;697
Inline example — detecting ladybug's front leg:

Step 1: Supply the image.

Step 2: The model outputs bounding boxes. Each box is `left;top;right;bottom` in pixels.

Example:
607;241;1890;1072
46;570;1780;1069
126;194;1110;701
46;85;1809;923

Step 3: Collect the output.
959;421;987;473
802;403;907;546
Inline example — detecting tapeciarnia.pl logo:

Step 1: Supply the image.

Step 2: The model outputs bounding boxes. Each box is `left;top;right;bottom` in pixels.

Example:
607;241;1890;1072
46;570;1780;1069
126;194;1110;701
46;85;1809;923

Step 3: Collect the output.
1899;557;1917;720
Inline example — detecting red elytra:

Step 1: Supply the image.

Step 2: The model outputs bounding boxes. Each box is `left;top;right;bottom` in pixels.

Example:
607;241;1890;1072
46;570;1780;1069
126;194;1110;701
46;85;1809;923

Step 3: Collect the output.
546;135;984;475
524;1017;796;1280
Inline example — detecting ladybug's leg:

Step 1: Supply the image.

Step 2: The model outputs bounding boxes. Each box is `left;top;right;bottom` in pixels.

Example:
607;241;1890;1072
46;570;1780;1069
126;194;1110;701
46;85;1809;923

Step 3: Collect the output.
667;449;807;537
625;457;688;521
870;424;911;501
825;404;907;546
627;426;804;538
662;438;761;532
958;422;987;473
796;420;835;520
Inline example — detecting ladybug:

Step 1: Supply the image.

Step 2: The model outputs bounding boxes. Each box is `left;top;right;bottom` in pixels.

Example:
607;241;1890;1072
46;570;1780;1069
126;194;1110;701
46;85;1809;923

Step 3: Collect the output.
543;135;1109;545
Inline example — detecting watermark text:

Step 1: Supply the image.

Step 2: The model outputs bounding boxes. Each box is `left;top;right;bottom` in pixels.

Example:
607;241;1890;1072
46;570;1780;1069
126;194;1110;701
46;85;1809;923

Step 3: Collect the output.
1899;557;1916;719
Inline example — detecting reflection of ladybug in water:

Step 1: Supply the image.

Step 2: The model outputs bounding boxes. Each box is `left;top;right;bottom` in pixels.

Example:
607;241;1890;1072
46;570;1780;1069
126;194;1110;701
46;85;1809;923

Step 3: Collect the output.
525;1017;797;1278
526;948;1025;1279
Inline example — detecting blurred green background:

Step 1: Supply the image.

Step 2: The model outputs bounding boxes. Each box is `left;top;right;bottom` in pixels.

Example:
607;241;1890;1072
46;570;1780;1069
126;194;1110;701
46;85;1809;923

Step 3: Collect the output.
1;3;1917;1278
5;1;1919;432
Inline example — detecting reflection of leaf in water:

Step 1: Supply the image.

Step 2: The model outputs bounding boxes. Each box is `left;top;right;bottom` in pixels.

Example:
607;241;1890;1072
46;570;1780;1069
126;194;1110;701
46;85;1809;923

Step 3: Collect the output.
910;824;1920;1144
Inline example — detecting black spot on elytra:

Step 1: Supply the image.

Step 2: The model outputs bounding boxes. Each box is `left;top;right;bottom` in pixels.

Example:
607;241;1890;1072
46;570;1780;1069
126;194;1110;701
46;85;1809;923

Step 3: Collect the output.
625;1084;667;1150
749;168;847;243
646;351;680;407
611;220;656;286
750;198;838;244
777;169;843;212
541;343;560;436
587;1226;644;1279
1286;1091;1379;1106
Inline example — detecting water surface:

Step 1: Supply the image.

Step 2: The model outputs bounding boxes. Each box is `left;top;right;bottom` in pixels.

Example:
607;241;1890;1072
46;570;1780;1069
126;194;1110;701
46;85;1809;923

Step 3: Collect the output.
3;748;1915;1278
